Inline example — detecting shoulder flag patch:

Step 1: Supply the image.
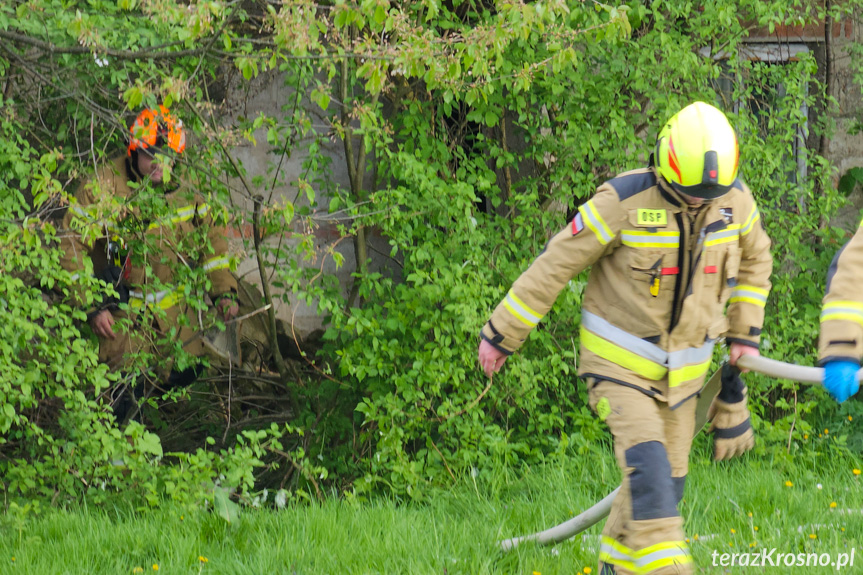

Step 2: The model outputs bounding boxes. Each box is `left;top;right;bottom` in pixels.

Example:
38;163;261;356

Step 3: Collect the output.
572;212;585;235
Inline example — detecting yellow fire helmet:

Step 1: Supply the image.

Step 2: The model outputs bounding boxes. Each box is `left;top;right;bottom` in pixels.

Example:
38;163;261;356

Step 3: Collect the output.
654;102;739;199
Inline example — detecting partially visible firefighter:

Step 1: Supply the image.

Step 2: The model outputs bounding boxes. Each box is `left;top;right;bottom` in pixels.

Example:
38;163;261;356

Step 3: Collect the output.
818;221;863;403
59;105;238;422
477;102;773;574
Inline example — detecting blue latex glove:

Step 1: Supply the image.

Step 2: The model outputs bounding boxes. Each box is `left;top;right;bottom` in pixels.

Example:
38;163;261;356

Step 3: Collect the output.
822;361;861;403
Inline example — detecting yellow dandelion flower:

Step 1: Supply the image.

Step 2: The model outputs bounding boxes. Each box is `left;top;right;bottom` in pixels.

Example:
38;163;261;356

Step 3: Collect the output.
804;434;809;440
749;542;756;548
694;534;699;541
849;416;853;421
747;512;753;518
785;480;793;487
180;515;184;521
11;558;16;562
152;565;159;572
809;534;817;539
729;542;733;547
825;429;829;434
853;469;861;476
199;556;209;563
730;528;736;534
830;502;838;508
533;572;541;575
842;527;846;532
686;538;690;543
584;569;592;575
754;526;759;531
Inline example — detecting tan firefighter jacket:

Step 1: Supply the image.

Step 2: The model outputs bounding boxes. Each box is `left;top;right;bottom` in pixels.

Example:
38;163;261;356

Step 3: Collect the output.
819;220;863;365
481;167;773;407
58;156;237;341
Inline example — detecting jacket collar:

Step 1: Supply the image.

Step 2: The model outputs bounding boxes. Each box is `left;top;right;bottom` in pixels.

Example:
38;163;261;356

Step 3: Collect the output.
650;166;714;215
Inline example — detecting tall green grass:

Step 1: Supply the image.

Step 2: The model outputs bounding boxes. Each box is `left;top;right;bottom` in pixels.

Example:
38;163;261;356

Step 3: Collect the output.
1;434;860;574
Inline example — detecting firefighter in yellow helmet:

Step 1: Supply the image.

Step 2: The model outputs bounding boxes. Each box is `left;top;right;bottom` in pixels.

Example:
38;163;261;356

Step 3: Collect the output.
478;102;773;574
59;106;238;422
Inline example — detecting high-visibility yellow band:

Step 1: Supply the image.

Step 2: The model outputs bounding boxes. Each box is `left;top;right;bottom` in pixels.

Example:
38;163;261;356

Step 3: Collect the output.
668;358;712;387
741;206;761;236
704;226;740;247
128;288;184;311
824;300;863;312
581;326;667;380
729;285;768;308
822;300;863;326
634;540;689;558
737;284;768;297
599;536;636;572
202;255;231;272
147;203;211;231
621;230;680;249
821;312;863;327
635;540;691;574
503;289;543;327
639;553;693;574
579;200;614;245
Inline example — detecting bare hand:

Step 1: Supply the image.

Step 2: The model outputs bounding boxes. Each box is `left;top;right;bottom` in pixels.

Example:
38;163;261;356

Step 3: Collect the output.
216;297;239;321
478;338;508;378
90;309;116;339
729;342;759;373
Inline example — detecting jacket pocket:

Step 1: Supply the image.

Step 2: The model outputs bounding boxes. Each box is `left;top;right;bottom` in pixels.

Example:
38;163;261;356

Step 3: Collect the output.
720;247;742;303
628;250;669;284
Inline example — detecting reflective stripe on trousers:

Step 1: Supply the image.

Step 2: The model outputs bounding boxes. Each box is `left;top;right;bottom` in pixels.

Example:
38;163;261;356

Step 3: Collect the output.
600;536;692;574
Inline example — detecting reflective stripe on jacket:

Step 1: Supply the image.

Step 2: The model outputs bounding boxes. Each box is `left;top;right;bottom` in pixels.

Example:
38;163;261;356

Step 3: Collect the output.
481;167;773;405
819;220;863;364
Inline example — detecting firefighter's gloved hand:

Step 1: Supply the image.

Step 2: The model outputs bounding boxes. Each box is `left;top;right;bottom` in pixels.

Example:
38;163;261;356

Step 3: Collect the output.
822;360;860;403
708;363;754;461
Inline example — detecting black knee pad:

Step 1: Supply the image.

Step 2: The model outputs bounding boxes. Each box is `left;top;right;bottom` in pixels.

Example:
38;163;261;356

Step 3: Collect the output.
625;440;678;520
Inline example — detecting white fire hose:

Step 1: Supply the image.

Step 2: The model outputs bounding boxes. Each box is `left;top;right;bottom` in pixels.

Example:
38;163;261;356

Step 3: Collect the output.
498;354;857;551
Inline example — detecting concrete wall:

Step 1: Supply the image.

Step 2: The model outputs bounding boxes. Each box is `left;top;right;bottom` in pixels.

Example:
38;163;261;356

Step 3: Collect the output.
221;70;398;340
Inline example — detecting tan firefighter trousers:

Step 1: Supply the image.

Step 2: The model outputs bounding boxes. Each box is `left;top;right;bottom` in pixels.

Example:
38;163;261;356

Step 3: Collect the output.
588;379;696;575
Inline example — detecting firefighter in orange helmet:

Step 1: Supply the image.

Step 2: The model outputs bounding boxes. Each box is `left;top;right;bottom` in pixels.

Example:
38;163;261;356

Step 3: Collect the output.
59;106;238;421
478;102;773;574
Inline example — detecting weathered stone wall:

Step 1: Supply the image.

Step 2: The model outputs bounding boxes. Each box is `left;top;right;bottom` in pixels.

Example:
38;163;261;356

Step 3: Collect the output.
221;70;398;340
